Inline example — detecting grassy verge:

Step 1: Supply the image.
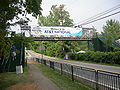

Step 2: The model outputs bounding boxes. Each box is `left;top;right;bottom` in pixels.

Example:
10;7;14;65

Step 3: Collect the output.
0;66;32;90
36;64;92;90
45;55;120;67
68;59;120;67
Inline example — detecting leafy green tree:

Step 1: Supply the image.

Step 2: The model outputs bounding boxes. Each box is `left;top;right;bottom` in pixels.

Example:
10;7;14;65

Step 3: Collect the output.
0;0;42;29
0;0;42;57
38;5;73;26
103;19;120;39
103;19;120;51
0;30;12;57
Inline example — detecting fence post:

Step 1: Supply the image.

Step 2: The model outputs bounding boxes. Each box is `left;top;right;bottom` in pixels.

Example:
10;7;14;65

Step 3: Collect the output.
41;59;43;64
61;63;62;75
25;57;27;66
95;70;98;90
44;60;46;65
118;74;120;90
71;65;74;81
52;62;54;70
50;61;51;68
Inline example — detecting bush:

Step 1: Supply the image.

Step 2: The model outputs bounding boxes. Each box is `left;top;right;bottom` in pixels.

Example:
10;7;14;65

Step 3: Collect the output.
68;51;120;65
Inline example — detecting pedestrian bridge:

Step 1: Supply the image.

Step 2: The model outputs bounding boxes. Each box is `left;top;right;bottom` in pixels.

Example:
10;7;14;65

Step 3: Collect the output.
29;26;94;41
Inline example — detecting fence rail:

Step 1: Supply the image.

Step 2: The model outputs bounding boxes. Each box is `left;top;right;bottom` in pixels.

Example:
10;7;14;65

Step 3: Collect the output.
26;57;120;90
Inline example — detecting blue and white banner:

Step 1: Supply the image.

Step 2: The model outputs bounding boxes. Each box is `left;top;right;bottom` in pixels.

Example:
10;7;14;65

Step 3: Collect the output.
31;26;93;37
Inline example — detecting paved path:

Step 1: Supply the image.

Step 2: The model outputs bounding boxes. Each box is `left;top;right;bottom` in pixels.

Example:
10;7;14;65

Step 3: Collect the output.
29;63;62;90
27;50;120;73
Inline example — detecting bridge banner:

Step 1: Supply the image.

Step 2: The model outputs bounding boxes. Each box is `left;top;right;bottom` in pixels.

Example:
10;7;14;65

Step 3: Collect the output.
31;26;93;37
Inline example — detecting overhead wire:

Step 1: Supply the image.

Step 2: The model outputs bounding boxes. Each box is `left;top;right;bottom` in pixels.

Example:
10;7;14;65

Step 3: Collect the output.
74;4;120;25
79;10;120;25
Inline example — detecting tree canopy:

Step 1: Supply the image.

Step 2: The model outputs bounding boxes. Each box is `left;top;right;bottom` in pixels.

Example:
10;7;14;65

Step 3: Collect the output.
103;19;120;39
38;5;73;26
0;0;42;30
103;19;120;50
0;0;42;57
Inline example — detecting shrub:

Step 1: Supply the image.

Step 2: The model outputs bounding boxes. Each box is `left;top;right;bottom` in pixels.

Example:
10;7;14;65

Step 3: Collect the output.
68;51;120;65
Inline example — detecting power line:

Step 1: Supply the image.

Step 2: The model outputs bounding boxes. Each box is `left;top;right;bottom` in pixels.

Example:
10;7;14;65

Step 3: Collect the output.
79;10;120;25
74;4;120;25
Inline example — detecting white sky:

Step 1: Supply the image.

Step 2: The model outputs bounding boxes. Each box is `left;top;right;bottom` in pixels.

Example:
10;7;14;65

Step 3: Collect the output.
11;0;120;34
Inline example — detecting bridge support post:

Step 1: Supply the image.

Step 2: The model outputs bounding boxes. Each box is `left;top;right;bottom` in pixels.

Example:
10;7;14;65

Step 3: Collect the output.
87;41;90;50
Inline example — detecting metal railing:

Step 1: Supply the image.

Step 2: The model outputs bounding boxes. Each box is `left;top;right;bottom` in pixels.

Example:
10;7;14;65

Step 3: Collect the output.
34;36;92;41
26;57;120;90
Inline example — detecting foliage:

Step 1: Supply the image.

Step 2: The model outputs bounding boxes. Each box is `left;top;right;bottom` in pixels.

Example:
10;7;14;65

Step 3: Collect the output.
103;19;120;51
0;30;13;57
68;51;120;64
38;5;73;26
114;48;120;51
0;0;42;29
0;0;42;58
13;33;34;47
31;41;90;58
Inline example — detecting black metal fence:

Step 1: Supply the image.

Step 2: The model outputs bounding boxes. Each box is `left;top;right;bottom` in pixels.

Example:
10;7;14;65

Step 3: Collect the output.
26;57;120;90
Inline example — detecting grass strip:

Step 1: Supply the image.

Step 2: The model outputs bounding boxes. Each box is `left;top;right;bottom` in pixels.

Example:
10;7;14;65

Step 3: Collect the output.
48;56;120;67
68;59;120;67
0;66;32;90
36;64;92;90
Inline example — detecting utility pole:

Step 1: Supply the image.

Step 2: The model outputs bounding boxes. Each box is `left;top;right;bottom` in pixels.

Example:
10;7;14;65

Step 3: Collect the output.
20;24;31;67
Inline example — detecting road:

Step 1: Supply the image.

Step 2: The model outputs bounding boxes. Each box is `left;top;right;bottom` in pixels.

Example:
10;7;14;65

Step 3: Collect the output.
27;50;120;73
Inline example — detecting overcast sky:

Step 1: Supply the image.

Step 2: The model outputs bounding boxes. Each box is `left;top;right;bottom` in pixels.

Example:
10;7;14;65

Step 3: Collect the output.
12;0;120;33
40;0;120;33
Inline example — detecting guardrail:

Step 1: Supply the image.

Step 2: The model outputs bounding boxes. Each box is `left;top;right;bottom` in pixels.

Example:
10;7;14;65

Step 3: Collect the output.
26;57;120;90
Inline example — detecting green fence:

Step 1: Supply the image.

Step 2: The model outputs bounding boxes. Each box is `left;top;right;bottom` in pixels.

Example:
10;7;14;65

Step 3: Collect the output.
0;42;26;73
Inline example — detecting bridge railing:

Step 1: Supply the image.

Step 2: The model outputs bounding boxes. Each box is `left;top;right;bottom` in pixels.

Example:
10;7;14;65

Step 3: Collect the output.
26;57;120;90
33;36;93;41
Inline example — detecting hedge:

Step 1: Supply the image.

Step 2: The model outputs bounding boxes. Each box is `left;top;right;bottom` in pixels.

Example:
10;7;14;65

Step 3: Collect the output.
68;51;120;64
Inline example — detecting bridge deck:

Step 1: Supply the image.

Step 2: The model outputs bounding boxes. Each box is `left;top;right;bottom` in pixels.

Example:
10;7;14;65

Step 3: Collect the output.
33;37;92;41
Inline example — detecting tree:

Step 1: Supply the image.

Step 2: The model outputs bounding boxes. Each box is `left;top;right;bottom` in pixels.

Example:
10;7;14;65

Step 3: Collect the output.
103;19;120;51
0;0;42;30
0;0;42;58
38;5;73;26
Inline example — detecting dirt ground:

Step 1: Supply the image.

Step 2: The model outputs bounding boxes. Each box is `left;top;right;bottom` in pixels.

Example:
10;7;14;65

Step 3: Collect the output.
27;60;41;64
6;60;41;90
6;83;41;90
